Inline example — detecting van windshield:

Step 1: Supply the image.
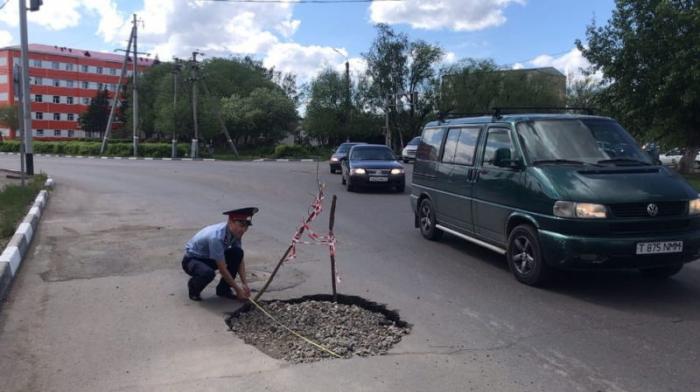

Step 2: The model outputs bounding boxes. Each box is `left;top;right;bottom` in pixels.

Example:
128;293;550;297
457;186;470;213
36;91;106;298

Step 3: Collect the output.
516;119;652;166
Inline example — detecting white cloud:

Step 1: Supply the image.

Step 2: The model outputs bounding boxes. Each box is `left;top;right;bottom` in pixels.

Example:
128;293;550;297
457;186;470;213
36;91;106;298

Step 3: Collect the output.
512;62;525;70
443;51;457;64
264;43;343;82
524;48;600;84
0;30;13;46
370;0;524;31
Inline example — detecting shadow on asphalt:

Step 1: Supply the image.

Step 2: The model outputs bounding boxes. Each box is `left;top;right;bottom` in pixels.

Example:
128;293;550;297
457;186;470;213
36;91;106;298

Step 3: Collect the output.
423;231;700;318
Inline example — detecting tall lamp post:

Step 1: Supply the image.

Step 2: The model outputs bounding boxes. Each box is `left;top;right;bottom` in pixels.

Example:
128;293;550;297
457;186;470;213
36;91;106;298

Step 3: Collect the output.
332;48;351;141
19;0;43;177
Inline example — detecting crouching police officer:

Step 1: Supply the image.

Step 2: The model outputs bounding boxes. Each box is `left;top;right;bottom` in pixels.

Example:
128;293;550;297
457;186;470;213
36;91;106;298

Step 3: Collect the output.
181;207;258;301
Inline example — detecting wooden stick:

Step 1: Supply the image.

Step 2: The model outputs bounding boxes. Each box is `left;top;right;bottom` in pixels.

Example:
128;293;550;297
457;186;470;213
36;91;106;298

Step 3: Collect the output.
329;195;338;302
254;208;317;301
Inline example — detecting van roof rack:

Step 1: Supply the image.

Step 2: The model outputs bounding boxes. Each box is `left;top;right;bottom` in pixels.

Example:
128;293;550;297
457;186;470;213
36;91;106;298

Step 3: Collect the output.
491;106;597;119
436;111;491;123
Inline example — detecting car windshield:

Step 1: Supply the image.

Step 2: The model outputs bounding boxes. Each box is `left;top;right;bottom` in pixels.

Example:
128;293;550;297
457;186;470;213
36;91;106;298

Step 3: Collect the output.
350;147;395;161
336;143;355;153
407;137;421;146
516;119;652;166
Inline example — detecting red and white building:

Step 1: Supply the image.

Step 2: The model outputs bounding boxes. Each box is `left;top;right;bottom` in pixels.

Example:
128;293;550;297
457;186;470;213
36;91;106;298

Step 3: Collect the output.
0;44;153;140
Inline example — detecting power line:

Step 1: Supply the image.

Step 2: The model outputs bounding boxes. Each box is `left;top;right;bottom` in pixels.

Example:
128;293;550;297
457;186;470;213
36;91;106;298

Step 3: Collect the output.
0;0;10;10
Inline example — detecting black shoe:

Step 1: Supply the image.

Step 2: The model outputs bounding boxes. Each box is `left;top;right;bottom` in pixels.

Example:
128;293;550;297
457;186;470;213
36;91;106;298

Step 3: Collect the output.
216;289;237;300
188;279;202;301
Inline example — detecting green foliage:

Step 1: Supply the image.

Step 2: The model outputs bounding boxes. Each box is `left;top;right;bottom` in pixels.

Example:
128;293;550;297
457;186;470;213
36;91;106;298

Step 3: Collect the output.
0;104;20;129
273;144;310;158
0;173;47;239
0;141;193;157
576;0;700;158
79;89;112;138
221;87;298;144
440;58;566;114
0;141;20;152
362;24;444;150
128;57;297;149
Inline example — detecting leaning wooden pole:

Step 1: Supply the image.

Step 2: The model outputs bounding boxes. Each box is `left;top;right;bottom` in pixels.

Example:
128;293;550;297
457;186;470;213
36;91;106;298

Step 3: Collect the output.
254;212;316;301
328;195;338;302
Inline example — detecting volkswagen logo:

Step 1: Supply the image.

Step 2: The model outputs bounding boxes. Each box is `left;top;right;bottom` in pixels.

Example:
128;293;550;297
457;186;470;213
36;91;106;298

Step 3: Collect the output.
646;203;659;216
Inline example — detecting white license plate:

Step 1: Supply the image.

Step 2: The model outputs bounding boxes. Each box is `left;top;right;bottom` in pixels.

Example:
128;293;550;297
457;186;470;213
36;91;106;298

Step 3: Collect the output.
636;241;683;255
369;176;388;182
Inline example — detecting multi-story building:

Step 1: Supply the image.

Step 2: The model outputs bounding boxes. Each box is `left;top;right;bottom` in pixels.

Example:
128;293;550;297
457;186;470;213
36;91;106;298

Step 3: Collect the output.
0;44;154;140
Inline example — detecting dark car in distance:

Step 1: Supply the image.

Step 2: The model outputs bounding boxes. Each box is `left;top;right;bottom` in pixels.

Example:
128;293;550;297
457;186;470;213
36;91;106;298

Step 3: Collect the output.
329;142;365;173
341;144;405;192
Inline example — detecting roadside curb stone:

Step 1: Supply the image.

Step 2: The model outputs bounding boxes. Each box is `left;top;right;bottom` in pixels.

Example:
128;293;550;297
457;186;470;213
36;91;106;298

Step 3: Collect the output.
0;178;53;302
0;152;319;162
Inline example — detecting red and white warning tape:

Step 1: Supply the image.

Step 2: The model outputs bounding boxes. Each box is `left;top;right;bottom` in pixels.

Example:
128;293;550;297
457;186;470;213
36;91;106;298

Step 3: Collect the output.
285;185;340;283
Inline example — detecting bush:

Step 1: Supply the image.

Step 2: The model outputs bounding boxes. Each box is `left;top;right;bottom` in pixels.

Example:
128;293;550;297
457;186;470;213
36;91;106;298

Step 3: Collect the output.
273;144;310;158
0;141;20;152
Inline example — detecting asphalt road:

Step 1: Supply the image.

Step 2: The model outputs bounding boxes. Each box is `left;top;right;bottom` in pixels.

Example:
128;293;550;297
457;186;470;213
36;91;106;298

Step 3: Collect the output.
0;155;699;392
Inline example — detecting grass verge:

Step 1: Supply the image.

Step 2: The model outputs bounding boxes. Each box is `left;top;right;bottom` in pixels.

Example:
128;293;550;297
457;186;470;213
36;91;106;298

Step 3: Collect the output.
0;173;47;246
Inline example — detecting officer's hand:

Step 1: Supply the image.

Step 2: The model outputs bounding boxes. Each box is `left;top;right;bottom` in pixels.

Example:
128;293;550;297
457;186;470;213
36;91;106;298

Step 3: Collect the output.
234;285;249;299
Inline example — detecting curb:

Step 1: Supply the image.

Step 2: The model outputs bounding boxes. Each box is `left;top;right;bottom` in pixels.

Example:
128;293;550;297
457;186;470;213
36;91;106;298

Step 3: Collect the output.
0;152;319;162
0;178;53;301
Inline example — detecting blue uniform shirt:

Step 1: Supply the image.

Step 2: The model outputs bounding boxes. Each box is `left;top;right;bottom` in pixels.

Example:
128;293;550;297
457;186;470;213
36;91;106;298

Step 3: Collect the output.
185;222;241;261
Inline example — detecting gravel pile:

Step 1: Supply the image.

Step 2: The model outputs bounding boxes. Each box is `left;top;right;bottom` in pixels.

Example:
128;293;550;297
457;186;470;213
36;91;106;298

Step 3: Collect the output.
228;299;410;363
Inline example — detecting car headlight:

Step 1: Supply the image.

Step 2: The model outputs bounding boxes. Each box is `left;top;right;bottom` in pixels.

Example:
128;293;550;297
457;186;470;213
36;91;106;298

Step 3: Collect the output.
331;157;339;162
689;198;700;215
553;201;607;218
390;168;404;175
350;168;366;175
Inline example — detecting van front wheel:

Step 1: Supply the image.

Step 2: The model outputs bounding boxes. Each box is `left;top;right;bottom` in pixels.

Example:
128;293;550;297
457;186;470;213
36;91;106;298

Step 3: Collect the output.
507;224;549;286
418;199;443;241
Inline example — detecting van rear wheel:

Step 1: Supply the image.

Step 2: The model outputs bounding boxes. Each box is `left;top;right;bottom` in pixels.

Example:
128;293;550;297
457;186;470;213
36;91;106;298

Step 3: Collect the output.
418;199;443;240
507;224;550;286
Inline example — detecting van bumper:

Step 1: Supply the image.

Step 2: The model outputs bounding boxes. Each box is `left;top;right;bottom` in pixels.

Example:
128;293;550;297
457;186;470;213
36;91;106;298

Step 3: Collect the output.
538;229;700;269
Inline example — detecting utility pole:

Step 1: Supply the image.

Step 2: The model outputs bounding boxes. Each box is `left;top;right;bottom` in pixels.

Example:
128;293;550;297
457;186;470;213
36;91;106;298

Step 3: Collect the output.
171;59;181;158
13;64;25;186
190;51;203;159
19;0;42;177
132;14;139;157
100;23;135;154
384;95;391;148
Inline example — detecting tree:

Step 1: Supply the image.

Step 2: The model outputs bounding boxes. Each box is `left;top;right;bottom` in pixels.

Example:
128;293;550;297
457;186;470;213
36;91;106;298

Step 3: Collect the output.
220;87;298;145
575;0;700;173
304;69;347;144
0;104;20;131
440;58;566;115
363;24;443;150
566;74;602;108
303;69;384;145
79;89;111;139
128;57;295;148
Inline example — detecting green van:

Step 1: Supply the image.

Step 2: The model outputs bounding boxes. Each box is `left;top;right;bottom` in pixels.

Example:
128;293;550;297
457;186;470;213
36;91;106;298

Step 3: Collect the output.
410;112;700;285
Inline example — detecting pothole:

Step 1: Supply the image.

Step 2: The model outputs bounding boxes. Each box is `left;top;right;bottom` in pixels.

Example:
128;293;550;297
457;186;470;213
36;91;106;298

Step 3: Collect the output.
226;294;411;363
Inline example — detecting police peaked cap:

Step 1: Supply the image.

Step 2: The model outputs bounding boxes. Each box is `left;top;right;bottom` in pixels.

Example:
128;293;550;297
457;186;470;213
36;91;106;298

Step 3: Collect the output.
223;207;259;225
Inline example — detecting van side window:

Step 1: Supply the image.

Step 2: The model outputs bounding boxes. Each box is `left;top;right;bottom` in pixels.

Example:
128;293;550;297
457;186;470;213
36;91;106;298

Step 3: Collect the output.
441;128;460;163
417;127;445;161
454;128;480;165
483;129;513;167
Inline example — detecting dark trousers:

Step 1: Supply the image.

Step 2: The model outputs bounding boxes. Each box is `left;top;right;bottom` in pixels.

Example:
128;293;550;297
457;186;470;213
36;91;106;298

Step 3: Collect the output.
182;247;244;295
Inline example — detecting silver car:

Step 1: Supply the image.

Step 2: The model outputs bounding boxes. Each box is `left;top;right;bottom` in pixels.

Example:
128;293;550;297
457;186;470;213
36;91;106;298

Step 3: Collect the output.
401;136;421;163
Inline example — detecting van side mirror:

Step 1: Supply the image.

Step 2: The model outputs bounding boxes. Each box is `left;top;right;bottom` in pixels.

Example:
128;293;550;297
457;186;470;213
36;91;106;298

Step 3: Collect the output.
493;147;523;168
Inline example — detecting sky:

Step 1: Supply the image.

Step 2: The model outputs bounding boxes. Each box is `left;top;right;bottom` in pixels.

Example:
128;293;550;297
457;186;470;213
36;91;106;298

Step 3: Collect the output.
0;0;615;85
